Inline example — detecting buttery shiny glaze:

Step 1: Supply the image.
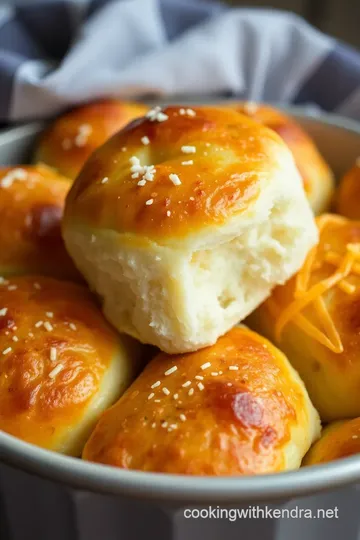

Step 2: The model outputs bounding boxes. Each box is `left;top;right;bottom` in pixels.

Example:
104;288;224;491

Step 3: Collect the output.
64;106;288;242
0;276;119;451
336;161;360;219
249;214;360;421
303;418;360;466
35;100;149;180
0;165;79;280
83;327;311;475
233;102;334;212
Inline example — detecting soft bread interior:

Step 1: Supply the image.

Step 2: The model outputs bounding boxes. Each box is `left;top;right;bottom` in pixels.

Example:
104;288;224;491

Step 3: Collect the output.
64;156;317;353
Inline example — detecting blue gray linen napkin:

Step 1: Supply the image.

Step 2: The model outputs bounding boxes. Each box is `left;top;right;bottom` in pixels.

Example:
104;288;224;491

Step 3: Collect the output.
1;0;360;122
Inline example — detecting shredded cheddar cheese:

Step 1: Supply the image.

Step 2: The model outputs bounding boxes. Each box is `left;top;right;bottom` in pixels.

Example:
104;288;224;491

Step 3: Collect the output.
275;215;360;354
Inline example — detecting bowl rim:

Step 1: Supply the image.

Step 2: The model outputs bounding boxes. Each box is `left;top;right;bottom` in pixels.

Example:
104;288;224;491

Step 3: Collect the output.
2;107;360;503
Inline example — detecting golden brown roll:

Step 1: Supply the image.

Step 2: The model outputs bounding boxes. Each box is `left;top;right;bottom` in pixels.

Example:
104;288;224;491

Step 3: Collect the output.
336;160;360;219
248;213;360;422
303;418;360;466
63;105;317;354
232;102;334;214
0;164;79;280
35;100;149;180
83;327;320;475
0;275;142;455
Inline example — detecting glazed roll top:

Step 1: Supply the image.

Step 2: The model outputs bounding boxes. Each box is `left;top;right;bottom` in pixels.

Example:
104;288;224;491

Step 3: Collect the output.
233;102;334;214
63;105;318;353
336;160;360;219
0;164;79;281
303;418;360;466
83;327;320;475
0;276;142;456
248;214;360;422
35;100;149;180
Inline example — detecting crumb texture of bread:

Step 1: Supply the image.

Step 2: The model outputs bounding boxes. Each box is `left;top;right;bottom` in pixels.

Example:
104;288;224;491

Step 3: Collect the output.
63;106;318;353
83;327;320;475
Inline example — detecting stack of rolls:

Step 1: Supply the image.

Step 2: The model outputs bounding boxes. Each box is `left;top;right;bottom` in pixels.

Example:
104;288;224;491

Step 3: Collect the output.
6;98;358;476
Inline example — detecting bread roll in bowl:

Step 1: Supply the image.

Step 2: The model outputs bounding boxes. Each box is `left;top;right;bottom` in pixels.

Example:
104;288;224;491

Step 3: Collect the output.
83;327;320;475
248;214;360;422
63;105;318;354
0;276;142;455
303;418;360;466
336;160;360;219
35;100;148;180
0;164;79;280
233;102;334;214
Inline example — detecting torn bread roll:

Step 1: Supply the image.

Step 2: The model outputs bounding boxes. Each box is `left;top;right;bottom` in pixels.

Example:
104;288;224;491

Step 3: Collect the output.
63;106;318;354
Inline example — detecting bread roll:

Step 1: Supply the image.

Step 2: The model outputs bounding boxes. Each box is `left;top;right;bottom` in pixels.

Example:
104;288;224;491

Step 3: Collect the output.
248;214;360;422
35;100;148;180
336;160;360;219
0;164;79;280
0;276;142;455
63;105;318;354
83;327;320;475
233;102;334;214
303;418;360;466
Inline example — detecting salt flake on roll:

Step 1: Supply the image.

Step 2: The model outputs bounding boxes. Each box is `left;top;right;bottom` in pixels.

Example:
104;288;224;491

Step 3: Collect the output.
63;106;318;354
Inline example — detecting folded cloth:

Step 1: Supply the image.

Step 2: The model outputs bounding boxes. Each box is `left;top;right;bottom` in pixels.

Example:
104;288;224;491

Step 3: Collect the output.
1;0;360;122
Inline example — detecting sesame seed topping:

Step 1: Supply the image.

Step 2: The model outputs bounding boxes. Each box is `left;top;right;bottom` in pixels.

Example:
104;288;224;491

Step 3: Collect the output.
169;424;178;430
205;142;211;147
137;179;146;186
44;321;53;332
352;434;358;439
50;347;57;361
161;421;168;428
179;414;186;422
74;124;92;147
12;336;18;342
154;399;161;403
141;136;150;145
227;382;232;387
181;160;193;166
28;332;34;338
229;366;238;371
169;173;181;186
219;371;223;375
243;101;258;115
145;199;154;206
69;323;77;331
8;285;17;291
33;282;41;290
0;277;7;284
200;362;211;370
188;388;194;396
121;147;127;152
186;108;196;117
46;312;54;318
165;366;178;376
162;387;170;395
0;168;27;188
3;347;12;355
197;382;205;391
173;393;179;400
195;375;204;380
91;234;96;243
211;372;219;376
35;321;43;328
151;381;161;389
181;145;196;154
189;196;195;201
49;364;64;379
0;308;7;316
182;381;191;388
166;210;171;217
151;422;156;428
146;106;168;122
101;177;109;184
148;393;155;400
